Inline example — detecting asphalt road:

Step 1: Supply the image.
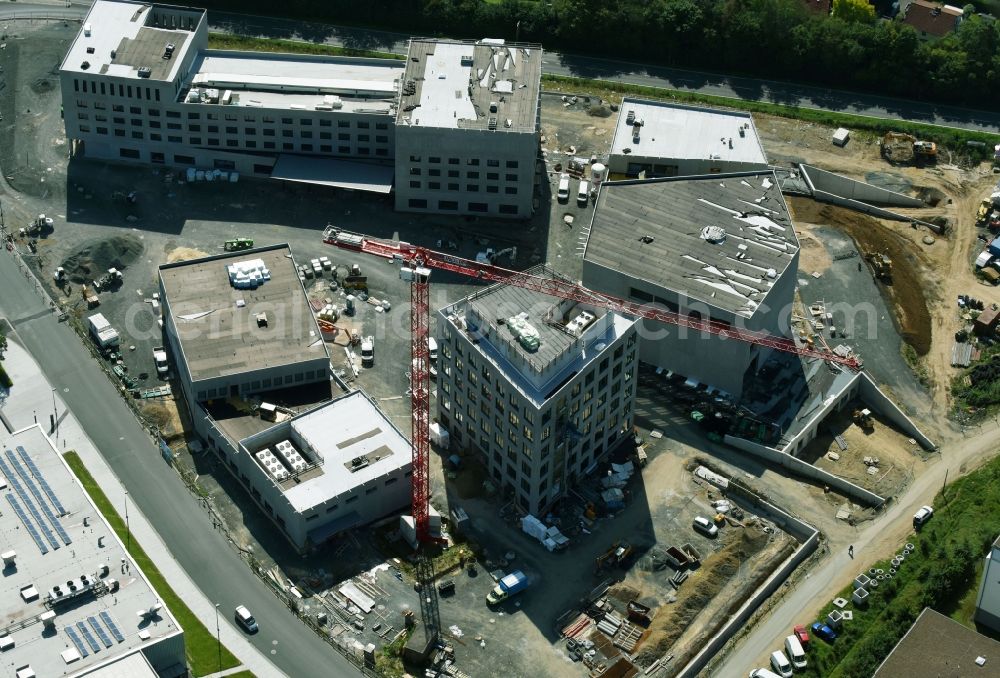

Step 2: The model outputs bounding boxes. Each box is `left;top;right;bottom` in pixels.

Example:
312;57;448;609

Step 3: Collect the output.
0;254;358;678
5;1;1000;134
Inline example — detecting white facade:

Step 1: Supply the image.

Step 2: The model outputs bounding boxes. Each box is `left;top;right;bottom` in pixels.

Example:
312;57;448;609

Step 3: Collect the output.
436;271;639;515
60;2;542;218
201;392;412;551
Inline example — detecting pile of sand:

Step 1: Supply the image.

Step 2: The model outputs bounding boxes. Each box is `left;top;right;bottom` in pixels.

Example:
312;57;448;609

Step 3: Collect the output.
166;246;211;263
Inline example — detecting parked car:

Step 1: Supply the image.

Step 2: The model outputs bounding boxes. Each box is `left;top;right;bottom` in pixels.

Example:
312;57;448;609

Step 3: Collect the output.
770;650;793;678
749;670;782;678
784;634;807;669
793;623;810;646
913;505;934;528
811;621;837;642
234;605;258;633
693;515;719;538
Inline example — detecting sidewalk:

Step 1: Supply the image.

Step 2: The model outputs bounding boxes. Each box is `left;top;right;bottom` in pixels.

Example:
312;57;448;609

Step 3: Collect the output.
0;330;286;678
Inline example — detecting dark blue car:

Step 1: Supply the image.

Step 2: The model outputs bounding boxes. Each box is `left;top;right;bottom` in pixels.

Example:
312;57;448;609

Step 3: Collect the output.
811;622;837;642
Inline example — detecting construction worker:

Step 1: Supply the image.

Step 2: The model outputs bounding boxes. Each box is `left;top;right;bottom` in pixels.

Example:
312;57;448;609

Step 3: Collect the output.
848;544;854;558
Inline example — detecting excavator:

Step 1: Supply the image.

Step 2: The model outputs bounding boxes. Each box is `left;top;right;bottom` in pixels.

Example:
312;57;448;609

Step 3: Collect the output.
865;251;892;282
595;541;633;573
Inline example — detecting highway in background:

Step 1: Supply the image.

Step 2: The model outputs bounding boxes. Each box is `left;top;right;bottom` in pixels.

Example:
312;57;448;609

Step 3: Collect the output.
4;0;1000;134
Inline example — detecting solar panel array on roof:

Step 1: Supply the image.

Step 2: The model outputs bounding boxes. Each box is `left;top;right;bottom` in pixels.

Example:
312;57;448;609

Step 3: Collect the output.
65;625;89;657
0;453;60;551
5;494;48;554
5;449;71;545
88;616;113;648
16;445;67;515
77;621;101;653
100;611;125;643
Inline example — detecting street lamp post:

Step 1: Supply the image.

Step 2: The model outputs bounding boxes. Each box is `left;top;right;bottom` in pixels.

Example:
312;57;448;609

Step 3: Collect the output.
51;388;58;439
124;490;130;550
214;603;222;670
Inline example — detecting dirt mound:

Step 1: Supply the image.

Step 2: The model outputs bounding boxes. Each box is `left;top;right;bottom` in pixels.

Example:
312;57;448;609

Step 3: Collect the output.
635;529;770;667
788;197;932;355
166;246;211;263
61;235;144;284
915;186;947;207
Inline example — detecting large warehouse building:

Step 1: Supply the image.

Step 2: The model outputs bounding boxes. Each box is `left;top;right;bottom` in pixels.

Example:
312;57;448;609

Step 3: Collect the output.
582;172;799;398
436;267;639;515
159;245;410;551
60;0;542;218
0;425;186;677
607;98;768;179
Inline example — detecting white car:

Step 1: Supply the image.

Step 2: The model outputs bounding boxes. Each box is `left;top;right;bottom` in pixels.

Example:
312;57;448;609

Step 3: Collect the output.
913;505;933;528
749;670;782;678
770;650;793;678
693;515;718;538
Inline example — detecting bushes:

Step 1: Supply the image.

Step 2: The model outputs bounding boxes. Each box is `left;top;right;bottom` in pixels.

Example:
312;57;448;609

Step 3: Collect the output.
800;454;1000;677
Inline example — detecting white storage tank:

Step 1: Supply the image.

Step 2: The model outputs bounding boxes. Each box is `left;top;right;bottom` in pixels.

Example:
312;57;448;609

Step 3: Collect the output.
591;162;607;188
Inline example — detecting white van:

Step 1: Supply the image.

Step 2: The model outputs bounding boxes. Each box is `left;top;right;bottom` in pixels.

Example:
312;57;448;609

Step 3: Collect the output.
234;605;258;633
784;635;807;669
556;174;570;202
577;179;590;206
770;650;793;678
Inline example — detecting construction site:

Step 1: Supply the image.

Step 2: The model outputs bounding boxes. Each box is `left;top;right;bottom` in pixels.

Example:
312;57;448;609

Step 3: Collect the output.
4;12;1000;678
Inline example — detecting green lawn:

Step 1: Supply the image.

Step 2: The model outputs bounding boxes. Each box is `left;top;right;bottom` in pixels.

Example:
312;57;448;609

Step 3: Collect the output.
791;454;1000;676
207;33;404;60
541;74;1000;159
63;452;244;677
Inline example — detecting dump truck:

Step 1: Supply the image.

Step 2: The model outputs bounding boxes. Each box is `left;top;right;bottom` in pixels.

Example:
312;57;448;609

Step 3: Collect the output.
978;199;992;226
866;252;892;282
487;571;528;605
153;346;169;377
913;140;937;161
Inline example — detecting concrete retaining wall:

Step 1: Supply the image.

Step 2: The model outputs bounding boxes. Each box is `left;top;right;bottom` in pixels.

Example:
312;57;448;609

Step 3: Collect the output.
810;190;945;234
674;482;819;678
859;372;936;450
799;164;924;207
724;434;885;507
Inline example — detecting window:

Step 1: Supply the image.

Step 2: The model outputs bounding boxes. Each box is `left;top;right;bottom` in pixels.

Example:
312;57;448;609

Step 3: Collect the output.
114;129;125;137
263;129;275;136
77;112;89;121
302;131;313;139
467;158;480;166
338;145;350;153
169;135;182;143
301;144;313;151
187;111;200;120
149;120;161;128
376;135;388;143
448;157;459;165
448;170;459;178
149;132;160;140
207;113;219;121
466;185;479;192
365;486;377;495
320;119;332;127
439;200;458;210
96;127;108;135
448;183;459;191
113;117;125;125
487;159;500;167
119;148;140;159
300;118;312;126
338;120;350;128
488;172;499;181
226;139;238;147
338;133;350;141
131;131;143;139
429;156;441;163
486;186;499;194
151;151;164;163
469;202;487;213
226;126;237;134
112;105;124;113
357;121;369;129
320;145;331;152
284;130;294;138
376;148;388;156
264;141;276;149
147;108;160;117
166;110;180;118
189;137;201;145
189;124;201;132
409;198;427;208
467;171;480;179
244;114;256;122
506;160;519;168
320;132;332;140
79;125;91;133
357;134;369;142
429;182;441;190
410;167;421;176
500;204;518;214
283;142;294;150
409;180;421;189
130;106;141;114
207;138;219;146
376;122;388;130
506;173;518;182
429;169;441;177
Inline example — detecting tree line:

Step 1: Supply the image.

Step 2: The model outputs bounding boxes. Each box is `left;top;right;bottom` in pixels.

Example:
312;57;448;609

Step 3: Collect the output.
200;0;1000;109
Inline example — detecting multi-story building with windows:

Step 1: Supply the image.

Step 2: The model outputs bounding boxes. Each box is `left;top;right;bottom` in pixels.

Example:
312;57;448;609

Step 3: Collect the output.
436;267;639;515
393;38;542;218
59;1;541;217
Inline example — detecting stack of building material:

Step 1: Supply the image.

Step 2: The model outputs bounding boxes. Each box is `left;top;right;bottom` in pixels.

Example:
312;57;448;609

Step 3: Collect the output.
506;312;540;352
227;258;271;289
596;612;621;638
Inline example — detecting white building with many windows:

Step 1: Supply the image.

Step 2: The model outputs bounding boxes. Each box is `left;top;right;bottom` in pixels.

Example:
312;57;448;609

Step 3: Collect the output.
60;1;541;217
436;267;639;515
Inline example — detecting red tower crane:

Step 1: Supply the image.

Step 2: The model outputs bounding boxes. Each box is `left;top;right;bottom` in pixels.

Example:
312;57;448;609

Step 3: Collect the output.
324;227;861;542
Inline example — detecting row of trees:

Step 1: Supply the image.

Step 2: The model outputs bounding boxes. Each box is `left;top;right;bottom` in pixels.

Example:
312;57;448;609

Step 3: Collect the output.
202;0;1000;108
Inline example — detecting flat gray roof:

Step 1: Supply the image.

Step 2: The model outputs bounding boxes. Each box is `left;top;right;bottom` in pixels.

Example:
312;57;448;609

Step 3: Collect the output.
0;426;181;677
187;51;403;111
873;608;1000;677
271;155;395;194
160;245;329;384
442;266;636;405
397;38;541;132
610;98;767;165
62;1;202;80
585;172;798;318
